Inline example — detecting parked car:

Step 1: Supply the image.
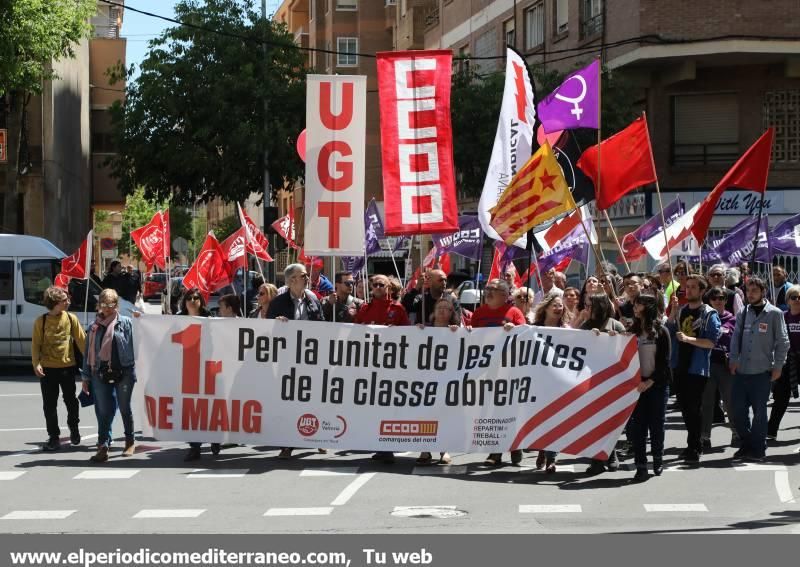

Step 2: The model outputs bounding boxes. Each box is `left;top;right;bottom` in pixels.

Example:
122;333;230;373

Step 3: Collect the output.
143;272;167;301
0;234;137;363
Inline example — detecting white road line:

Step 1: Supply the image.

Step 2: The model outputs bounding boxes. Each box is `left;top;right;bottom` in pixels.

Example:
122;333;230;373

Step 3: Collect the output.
300;467;360;477
7;433;98;458
0;472;26;480
263;507;333;516
519;504;582;513
330;472;377;506
774;471;796;504
644;504;708;512
517;464;576;473
734;463;788;472
1;510;76;520
188;469;250;478
74;470;140;480
0;394;40;397
412;465;468;475
0;426;95;432
133;509;206;519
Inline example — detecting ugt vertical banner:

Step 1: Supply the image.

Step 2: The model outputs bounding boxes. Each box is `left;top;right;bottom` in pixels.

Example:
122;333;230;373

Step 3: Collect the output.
377;50;458;235
305;75;366;256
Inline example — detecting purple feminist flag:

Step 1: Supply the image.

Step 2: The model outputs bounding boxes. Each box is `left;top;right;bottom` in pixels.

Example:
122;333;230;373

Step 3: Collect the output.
433;215;483;260
537;217;593;273
771;212;800;255
708;215;772;265
537;60;600;133
364;199;385;256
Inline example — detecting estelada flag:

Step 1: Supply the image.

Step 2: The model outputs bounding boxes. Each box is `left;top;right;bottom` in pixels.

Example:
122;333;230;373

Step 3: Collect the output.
182;232;231;301
237;203;273;262
490;141;576;245
131;211;167;270
220;227;247;276
690;128;774;245
272;211;299;250
61;230;92;279
577;116;657;210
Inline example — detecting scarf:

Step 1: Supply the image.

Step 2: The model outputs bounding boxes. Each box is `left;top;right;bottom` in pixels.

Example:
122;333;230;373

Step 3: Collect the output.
88;311;118;370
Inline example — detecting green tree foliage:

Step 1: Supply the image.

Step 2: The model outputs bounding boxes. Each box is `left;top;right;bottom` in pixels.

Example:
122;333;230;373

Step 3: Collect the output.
0;0;95;96
118;187;163;259
211;214;241;242
107;0;307;206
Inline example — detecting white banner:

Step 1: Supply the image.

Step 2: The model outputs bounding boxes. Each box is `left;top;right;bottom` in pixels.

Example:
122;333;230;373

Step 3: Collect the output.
134;317;640;459
304;75;366;256
478;48;537;248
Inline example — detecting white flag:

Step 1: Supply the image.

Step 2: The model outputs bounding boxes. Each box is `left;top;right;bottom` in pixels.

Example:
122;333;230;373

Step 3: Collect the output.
643;203;701;260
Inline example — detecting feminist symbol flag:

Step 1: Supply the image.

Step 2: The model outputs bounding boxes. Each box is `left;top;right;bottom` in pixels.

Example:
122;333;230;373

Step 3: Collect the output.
538;60;600;133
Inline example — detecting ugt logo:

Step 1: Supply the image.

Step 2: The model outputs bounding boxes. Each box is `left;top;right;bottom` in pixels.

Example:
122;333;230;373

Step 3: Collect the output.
144;323;262;433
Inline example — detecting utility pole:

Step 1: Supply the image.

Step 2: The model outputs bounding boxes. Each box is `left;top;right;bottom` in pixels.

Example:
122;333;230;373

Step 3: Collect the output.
261;0;274;284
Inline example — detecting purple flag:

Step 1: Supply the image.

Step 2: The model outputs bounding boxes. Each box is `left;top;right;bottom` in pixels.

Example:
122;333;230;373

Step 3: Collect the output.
364;199;385;256
341;256;365;276
433;215;483;260
700;216;755;263
707;215;772;265
537;60;600;133
620;198;683;262
771;212;800;255
536;217;592;273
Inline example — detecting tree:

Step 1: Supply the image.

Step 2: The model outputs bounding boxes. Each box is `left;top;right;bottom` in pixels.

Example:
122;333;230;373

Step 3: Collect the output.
211;214;241;242
107;0;307;207
118;187;163;259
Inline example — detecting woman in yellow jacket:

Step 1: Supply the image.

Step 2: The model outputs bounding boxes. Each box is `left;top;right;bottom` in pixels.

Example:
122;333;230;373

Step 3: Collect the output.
31;286;86;451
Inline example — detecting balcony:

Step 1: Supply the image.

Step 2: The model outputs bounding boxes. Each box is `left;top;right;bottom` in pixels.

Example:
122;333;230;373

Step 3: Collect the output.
580;13;603;40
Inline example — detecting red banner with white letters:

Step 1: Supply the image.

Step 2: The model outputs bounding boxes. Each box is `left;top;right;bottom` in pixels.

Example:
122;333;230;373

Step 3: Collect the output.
377;50;458;235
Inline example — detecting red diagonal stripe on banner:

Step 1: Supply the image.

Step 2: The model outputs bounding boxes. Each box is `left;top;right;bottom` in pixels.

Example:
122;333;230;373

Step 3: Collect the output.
510;337;638;450
560;402;638;458
525;372;640;450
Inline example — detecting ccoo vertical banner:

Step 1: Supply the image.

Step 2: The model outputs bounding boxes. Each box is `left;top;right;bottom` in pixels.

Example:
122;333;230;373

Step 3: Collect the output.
304;75;366;256
377;50;458;235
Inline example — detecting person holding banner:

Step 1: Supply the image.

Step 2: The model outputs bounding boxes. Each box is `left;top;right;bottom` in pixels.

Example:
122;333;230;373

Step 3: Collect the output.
472;279;526;467
628;293;672;481
249;284;278;319
768;285;800;440
322;272;363;323
403;270;461;326
81;289;137;463
513;288;536;325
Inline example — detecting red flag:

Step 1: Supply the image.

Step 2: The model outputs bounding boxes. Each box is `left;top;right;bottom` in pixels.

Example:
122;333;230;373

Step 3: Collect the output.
131;211;167;270
405;250;451;292
488;246;521;288
577;117;657;210
237;203;273;262
54;273;71;290
220;227;247;276
542;207;585;249
61;231;92;279
182;233;231;301
690;128;774;245
272;211;299;250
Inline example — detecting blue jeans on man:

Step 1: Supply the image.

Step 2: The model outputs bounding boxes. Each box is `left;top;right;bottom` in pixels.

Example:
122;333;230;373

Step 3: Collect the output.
90;372;135;447
731;372;771;458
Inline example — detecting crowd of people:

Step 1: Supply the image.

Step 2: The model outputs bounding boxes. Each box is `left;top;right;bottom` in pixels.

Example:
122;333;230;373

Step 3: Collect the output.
31;257;799;482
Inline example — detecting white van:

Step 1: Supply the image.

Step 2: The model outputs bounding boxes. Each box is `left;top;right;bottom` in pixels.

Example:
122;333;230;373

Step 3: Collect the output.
0;234;136;363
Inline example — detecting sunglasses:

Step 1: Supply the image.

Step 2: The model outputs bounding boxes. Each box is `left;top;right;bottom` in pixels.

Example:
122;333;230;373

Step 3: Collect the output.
340;281;355;286
371;282;386;288
99;302;117;308
708;273;724;277
188;296;201;302
297;273;310;279
789;296;800;301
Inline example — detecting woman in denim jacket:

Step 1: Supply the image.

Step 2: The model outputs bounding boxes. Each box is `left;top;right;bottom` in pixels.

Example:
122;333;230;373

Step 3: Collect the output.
81;288;136;463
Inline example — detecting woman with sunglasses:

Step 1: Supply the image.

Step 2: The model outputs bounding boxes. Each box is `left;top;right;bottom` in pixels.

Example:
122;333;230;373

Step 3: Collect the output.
249;283;278;319
512;287;536;324
768;284;800;440
176;288;217;461
81;289;137;463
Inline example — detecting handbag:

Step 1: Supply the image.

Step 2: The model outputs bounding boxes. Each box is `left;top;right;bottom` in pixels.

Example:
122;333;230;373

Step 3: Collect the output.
78;388;94;407
97;362;123;384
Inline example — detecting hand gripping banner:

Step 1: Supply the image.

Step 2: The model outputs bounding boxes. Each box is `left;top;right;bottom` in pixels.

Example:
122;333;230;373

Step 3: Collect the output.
377;50;458;235
134;317;640;459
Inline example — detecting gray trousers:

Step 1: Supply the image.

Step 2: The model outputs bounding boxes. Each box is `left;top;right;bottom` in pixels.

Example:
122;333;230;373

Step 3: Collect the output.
702;361;738;441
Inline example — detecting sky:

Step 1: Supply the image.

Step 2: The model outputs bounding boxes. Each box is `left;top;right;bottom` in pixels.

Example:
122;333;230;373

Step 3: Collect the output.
123;0;281;77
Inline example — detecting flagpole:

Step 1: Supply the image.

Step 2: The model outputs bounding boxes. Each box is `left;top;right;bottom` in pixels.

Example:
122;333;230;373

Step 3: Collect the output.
526;229;535;295
419;236;427;325
388;240;403;285
83;230;93;326
602;210;631;273
576;205;603;272
750;195;765;271
642;111;674;277
595;56;607;275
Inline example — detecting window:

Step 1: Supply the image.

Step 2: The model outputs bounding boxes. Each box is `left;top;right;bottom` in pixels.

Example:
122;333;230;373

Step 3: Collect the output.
68;278;100;313
309;0;315;20
555;0;569;35
672;93;740;165
503;18;515;48
336;0;357;9
21;259;59;306
474;28;496;71
581;0;603;38
0;260;13;301
524;3;544;50
337;37;358;67
458;44;471;74
764;90;800;163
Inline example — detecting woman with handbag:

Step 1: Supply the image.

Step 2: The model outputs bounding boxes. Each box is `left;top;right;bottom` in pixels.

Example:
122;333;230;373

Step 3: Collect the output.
81;288;137;463
32;286;86;452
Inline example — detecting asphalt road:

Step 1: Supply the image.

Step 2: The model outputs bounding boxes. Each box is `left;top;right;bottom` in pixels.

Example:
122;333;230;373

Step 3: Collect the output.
1;361;799;534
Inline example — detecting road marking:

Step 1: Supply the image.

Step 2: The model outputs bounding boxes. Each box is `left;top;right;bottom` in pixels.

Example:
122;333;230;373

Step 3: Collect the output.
644;504;708;512
0;425;95;432
0;394;40;397
0;472;25;480
1;510;76;520
519;504;582;513
300;467;360;477
7;433;98;458
330;472;377;506
133;509;206;519
188;469;249;478
517;464;576;473
74;470;140;480
412;465;468;475
734;463;787;472
391;506;467;519
263;507;333;516
774;471;796;504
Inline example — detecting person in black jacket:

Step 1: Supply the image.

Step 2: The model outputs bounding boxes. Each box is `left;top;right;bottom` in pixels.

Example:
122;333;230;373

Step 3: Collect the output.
101;261;137;304
628;293;672;481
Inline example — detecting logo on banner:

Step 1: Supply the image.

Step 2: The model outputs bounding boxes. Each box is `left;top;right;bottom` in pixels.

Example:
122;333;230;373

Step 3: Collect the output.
297;414;320;437
140;224;162;256
380;420;438;436
297;413;347;440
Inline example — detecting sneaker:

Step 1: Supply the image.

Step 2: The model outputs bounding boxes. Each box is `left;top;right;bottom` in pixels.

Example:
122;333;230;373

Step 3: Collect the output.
683;450;700;464
653;462;663;476
535;452;546;470
605;451;619;472
184;446;201;462
744;453;765;463
510;450;523;465
732;447;748;460
122;438;135;457
89;446;109;463
42;437;60;452
633;468;649;482
210;443;221;456
585;461;606;476
69;428;81;446
545;457;557;474
483;453;502;466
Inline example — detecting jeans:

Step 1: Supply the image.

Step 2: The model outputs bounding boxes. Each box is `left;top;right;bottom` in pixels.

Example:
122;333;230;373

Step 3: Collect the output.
732;372;772;458
629;383;669;469
40;367;80;439
702;362;736;441
768;368;791;437
90;371;135;447
673;372;707;452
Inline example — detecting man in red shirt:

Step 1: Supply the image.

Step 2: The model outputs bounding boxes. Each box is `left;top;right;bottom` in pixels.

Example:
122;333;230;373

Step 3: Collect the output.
354;274;410;463
471;278;526;466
